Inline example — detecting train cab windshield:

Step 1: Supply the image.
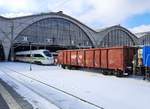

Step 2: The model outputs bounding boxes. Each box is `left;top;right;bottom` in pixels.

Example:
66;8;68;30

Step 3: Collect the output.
43;51;52;57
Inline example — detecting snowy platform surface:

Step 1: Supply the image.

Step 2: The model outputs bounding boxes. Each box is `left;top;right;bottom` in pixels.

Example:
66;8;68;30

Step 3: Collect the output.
0;62;150;109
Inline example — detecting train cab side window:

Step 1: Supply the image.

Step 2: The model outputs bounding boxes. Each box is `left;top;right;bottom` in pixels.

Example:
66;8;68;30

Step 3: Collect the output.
34;54;44;57
43;51;52;57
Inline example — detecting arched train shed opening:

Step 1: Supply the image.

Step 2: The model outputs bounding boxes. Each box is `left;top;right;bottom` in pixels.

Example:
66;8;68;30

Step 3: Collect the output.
98;26;138;47
13;18;94;54
139;33;150;45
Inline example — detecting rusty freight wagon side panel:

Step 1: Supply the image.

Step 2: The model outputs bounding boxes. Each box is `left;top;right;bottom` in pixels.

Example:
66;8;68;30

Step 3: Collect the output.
70;51;78;66
77;50;85;67
108;48;124;71
67;51;71;65
85;50;94;67
94;49;101;68
63;51;67;65
101;49;108;69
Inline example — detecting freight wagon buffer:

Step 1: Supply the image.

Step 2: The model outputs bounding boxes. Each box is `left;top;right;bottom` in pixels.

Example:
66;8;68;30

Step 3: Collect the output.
58;46;137;76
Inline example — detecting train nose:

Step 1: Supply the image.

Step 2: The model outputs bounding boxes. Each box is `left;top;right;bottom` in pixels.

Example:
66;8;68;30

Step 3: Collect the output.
48;57;54;64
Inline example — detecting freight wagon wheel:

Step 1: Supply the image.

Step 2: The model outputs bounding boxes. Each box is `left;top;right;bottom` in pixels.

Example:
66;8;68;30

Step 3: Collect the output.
61;65;66;69
65;65;72;70
65;66;70;69
70;66;78;70
111;70;116;76
108;70;114;75
67;66;72;70
115;71;123;77
102;70;108;75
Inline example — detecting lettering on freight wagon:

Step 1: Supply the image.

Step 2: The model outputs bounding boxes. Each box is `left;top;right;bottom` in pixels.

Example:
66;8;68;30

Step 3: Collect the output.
78;55;83;65
79;55;82;59
109;60;114;64
71;55;77;59
95;62;98;66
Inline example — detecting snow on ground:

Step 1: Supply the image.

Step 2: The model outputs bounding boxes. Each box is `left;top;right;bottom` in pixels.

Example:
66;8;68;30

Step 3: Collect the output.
0;66;60;109
0;62;150;109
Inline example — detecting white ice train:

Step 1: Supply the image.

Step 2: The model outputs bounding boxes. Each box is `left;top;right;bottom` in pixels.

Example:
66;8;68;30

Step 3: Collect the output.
15;49;54;65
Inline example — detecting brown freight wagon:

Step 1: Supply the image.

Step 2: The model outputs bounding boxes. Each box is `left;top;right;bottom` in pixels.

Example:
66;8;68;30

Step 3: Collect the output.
57;46;137;76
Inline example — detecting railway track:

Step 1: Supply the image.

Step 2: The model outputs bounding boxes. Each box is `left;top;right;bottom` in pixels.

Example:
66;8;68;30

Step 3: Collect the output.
0;68;61;109
0;66;104;109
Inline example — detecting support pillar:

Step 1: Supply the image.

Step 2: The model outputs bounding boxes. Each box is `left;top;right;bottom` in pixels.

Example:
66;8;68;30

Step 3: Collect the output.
2;38;11;61
10;46;14;61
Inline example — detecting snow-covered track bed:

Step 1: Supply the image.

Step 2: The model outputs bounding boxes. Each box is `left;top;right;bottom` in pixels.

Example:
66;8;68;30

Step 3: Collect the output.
1;62;150;109
0;66;104;109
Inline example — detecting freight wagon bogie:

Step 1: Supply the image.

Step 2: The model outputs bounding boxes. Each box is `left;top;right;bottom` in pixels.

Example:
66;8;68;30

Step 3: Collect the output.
101;69;113;75
62;65;127;77
61;65;79;70
61;65;66;69
61;65;71;69
101;69;126;77
115;70;127;77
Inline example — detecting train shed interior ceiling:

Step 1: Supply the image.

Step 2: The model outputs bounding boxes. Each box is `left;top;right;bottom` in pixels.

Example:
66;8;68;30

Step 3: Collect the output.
0;11;147;60
14;18;93;50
